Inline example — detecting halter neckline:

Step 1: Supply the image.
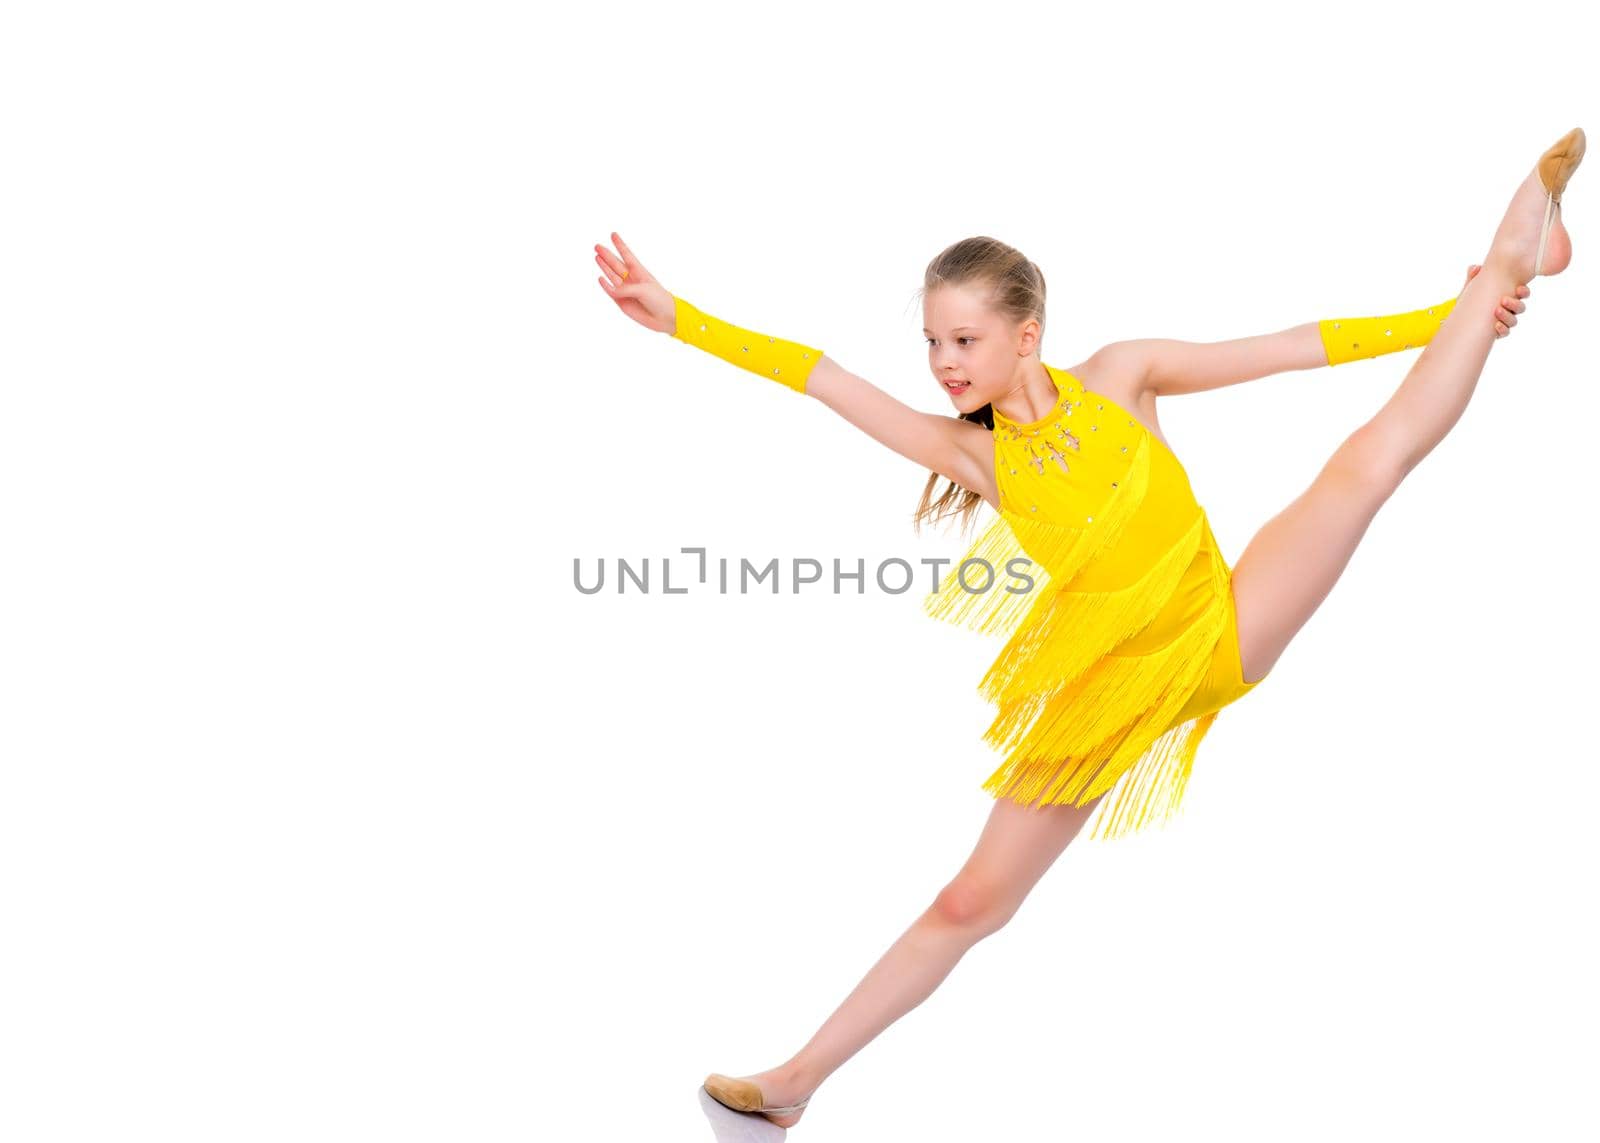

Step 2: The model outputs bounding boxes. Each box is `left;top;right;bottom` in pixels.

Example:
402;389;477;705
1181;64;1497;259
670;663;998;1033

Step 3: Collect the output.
992;364;1077;431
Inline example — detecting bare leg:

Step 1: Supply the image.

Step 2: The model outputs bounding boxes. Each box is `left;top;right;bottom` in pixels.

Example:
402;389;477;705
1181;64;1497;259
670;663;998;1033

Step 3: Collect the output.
1231;158;1573;684
725;793;1100;1127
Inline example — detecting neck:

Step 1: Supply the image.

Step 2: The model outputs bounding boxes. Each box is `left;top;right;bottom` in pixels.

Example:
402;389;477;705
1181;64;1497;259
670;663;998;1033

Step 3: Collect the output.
992;359;1055;422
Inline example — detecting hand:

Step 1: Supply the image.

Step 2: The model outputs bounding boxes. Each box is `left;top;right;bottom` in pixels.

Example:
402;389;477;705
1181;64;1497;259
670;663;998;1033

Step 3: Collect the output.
595;231;677;334
1463;263;1530;338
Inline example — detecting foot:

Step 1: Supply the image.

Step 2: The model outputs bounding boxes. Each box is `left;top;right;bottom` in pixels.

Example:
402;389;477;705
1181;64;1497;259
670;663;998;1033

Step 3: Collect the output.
704;1066;816;1129
1486;163;1574;282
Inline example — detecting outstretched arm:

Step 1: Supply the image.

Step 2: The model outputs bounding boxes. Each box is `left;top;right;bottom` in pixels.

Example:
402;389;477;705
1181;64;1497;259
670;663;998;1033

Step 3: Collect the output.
596;232;977;489
1110;265;1529;400
669;296;976;484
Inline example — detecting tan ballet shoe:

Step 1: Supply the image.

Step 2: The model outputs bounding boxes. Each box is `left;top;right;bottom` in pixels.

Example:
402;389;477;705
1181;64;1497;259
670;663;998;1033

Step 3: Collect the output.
1535;127;1586;276
702;1073;812;1118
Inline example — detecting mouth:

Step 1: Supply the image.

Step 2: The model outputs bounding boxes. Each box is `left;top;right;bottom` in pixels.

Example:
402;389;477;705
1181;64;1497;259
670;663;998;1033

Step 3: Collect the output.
942;379;972;395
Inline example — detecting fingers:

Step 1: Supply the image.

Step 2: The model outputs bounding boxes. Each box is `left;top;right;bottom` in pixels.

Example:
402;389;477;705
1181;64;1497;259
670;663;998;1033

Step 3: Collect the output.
1463;265;1532;338
1494;289;1527;337
611;230;648;280
595;247;627;287
594;243;627;283
1495;296;1517;337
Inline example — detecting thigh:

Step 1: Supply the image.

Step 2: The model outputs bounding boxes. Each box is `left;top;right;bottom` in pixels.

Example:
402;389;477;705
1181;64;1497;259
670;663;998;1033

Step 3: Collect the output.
1231;433;1398;684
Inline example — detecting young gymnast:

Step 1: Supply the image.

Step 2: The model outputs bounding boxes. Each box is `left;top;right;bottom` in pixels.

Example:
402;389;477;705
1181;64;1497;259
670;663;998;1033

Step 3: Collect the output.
594;126;1583;1129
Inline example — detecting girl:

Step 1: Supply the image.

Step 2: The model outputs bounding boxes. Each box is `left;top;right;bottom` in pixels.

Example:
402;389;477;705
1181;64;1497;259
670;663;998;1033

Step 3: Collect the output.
594;127;1583;1130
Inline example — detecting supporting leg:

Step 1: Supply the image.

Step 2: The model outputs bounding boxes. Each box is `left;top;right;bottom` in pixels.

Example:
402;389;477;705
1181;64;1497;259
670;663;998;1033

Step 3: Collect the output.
719;793;1098;1127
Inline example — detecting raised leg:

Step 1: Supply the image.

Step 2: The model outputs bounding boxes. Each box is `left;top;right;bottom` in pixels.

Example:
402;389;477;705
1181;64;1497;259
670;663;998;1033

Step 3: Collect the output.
721;793;1099;1127
1230;159;1573;684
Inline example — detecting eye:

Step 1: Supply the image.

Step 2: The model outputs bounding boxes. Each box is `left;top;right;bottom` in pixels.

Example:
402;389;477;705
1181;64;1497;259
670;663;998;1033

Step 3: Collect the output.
924;337;975;347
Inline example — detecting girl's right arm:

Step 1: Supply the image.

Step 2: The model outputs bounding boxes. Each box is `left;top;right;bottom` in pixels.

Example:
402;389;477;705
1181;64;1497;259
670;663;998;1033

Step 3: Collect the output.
799;353;986;494
596;232;985;494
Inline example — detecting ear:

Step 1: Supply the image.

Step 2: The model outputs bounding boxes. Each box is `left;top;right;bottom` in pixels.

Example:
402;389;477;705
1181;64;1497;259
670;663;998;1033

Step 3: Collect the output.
1016;315;1044;356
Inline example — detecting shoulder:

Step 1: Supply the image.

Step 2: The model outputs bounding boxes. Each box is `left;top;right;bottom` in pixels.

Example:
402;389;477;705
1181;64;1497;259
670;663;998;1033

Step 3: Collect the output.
1063;341;1154;408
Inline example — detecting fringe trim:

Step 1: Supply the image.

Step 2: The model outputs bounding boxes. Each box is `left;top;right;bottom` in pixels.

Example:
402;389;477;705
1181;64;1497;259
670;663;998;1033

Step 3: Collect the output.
922;434;1153;641
976;510;1207;707
919;510;1057;639
1084;710;1219;841
978;569;1232;823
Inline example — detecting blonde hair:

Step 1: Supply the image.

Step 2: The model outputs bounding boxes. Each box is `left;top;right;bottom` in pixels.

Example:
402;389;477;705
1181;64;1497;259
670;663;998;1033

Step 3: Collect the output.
911;236;1048;535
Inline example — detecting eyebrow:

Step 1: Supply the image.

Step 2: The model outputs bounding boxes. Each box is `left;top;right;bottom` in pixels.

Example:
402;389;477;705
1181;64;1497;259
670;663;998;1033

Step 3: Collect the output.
923;326;979;334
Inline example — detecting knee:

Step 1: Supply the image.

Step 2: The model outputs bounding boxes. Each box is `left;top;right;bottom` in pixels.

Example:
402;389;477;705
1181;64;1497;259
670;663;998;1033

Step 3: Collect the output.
1334;423;1410;497
929;874;1015;935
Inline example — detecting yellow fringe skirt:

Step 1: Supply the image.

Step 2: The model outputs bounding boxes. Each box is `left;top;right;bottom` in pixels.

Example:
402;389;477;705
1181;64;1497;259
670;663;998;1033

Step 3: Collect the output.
928;490;1269;841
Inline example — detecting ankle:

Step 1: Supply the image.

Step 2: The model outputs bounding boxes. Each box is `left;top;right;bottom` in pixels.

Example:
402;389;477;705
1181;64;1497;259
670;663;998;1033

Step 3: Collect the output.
1474;254;1524;291
777;1056;824;1094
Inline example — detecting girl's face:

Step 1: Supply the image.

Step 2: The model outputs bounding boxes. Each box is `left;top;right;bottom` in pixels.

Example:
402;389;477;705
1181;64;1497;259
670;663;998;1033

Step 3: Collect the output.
922;282;1040;416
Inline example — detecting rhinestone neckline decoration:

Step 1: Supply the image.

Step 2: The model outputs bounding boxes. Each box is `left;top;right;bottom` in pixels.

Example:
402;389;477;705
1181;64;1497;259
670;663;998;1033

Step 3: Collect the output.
992;374;1151;519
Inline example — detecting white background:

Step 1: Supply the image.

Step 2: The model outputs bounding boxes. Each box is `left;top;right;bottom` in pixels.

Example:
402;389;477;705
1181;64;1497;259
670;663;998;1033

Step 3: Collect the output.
3;2;1596;1140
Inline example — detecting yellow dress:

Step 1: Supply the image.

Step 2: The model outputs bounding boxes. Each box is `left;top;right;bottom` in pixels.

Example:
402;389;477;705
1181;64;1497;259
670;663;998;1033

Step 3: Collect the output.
923;364;1260;841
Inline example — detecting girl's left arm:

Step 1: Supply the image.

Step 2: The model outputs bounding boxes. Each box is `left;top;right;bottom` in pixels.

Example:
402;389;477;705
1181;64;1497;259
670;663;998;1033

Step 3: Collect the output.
1115;266;1530;400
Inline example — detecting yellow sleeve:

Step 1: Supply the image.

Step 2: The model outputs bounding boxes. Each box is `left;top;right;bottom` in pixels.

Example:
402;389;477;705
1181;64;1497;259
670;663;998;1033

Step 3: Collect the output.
670;296;824;395
1317;297;1458;366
